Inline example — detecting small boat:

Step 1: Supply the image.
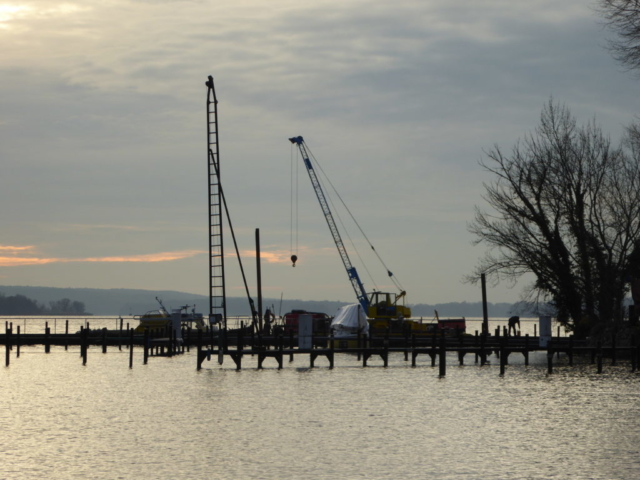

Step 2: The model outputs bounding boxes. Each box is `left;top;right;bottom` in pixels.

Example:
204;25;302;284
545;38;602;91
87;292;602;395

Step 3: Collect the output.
134;297;207;333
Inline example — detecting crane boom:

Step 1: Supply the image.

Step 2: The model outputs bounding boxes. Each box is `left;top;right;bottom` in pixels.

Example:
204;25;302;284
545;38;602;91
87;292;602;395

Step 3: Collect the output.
289;136;369;311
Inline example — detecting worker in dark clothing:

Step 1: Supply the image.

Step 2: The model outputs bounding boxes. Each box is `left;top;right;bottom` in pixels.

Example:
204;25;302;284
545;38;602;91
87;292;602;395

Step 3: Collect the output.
508;316;520;336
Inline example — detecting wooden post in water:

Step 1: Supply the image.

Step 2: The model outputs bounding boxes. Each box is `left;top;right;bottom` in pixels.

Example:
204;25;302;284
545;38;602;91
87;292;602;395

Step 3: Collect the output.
329;332;334;369
81;326;88;366
499;336;506;376
289;330;294;362
44;322;50;354
481;273;489;335
143;328;149;365
524;334;529;366
65;320;69;351
568;335;573;366
102;328;108;354
196;328;203;371
439;331;446;377
119;317;123;351
474;331;479;364
129;328;134;369
16;325;20;358
547;340;553;374
5;324;11;367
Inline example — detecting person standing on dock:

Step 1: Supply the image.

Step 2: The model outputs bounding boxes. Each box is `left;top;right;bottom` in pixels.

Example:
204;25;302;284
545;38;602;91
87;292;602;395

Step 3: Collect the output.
264;308;273;335
508;316;520;336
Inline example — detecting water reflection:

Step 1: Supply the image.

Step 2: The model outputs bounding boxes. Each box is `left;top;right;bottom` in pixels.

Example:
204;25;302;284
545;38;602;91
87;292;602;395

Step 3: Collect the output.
1;344;638;479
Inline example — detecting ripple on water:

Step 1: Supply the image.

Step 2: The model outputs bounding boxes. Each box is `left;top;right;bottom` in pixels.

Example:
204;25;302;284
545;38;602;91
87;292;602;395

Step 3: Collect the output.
0;347;638;479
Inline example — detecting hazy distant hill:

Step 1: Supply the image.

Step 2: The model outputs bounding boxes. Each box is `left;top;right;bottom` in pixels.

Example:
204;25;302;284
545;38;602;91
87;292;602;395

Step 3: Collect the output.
0;285;522;318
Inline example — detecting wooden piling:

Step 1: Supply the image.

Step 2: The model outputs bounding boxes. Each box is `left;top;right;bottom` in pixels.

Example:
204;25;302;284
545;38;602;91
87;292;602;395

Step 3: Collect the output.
568;335;573;366
499;336;506;375
102;328;108;353
119;317;123;351
439;332;446;377
129;328;134;368
44;322;50;354
289;330;294;362
16;325;20;358
65;320;69;351
143;329;149;365
81;326;88;366
5;324;11;366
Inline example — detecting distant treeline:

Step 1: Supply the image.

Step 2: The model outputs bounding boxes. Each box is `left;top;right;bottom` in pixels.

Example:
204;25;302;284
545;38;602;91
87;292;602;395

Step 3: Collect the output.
0;292;89;316
0;286;525;318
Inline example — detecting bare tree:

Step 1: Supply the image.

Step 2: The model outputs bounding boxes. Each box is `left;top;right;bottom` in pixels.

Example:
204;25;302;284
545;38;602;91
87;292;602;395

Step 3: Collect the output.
469;100;640;337
599;1;640;72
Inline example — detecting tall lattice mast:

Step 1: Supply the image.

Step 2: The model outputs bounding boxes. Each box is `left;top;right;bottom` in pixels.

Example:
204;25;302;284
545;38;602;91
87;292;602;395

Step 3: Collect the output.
206;75;226;328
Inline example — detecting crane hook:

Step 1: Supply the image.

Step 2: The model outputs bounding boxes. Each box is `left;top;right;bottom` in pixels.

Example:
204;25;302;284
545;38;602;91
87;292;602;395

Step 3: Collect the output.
291;255;298;267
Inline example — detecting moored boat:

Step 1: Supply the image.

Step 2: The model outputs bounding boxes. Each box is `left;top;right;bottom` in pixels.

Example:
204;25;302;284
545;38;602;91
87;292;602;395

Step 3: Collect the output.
133;297;207;333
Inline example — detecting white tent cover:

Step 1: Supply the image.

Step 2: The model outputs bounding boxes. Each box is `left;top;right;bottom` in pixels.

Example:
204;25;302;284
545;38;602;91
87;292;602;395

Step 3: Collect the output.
330;304;369;337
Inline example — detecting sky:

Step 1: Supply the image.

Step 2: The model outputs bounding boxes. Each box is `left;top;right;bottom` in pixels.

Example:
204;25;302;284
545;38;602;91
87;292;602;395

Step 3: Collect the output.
1;0;639;309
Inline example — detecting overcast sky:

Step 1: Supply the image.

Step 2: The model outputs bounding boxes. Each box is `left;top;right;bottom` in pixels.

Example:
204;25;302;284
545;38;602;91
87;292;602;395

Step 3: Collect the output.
1;0;639;310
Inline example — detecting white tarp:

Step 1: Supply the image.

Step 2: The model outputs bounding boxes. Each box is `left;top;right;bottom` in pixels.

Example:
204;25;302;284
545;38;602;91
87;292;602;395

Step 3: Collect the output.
330;304;369;337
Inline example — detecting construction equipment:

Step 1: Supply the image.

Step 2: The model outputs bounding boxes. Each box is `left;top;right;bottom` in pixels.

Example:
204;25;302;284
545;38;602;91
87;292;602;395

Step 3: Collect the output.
288;136;411;321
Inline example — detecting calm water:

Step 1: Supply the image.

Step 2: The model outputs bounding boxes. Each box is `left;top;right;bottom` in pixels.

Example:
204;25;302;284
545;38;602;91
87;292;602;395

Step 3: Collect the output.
1;318;638;480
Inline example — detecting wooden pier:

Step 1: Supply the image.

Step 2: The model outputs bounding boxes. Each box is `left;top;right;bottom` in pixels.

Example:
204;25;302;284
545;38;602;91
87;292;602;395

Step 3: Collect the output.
2;321;638;375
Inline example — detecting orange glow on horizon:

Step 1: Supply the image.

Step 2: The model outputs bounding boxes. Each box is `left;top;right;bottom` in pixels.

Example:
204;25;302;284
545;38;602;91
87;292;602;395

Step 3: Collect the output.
0;247;205;267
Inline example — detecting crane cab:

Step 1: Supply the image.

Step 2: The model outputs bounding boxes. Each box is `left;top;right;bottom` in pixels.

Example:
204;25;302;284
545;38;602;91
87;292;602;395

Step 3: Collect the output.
367;291;411;320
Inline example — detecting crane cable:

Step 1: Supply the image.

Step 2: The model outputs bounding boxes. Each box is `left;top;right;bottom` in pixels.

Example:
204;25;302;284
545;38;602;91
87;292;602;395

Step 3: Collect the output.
304;144;405;293
311;152;379;291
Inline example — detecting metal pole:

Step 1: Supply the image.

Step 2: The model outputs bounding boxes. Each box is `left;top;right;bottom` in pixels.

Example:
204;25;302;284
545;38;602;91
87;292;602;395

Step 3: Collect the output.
481;273;489;335
256;228;263;333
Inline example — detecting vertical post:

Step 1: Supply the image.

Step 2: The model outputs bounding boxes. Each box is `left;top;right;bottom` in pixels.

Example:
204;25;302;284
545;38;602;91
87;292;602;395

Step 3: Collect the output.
16;325;20;358
256;228;263;333
102;328;108;354
481;273;489;335
82;327;88;366
439;331;446;377
44;322;50;354
129;328;134;369
547;340;553;375
411;334;417;367
568;335;573;366
474;330;479;364
5;324;11;367
65;320;69;351
197;328;204;371
289;329;294;362
143;329;149;365
499;336;506;376
524;334;529;366
119;317;123;351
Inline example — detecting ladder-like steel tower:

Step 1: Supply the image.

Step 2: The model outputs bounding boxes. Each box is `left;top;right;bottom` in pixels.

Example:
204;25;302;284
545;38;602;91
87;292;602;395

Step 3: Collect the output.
206;76;226;328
